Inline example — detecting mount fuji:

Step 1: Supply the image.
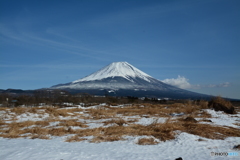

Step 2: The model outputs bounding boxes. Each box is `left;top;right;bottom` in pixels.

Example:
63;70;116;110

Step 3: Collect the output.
50;62;212;99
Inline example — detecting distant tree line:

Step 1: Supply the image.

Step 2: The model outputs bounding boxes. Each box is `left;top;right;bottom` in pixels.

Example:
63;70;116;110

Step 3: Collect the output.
0;89;213;108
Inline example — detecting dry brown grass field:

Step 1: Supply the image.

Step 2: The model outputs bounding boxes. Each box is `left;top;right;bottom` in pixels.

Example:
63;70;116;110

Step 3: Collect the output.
0;98;239;145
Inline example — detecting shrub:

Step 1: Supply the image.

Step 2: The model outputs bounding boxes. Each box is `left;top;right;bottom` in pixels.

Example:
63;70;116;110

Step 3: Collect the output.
208;96;235;114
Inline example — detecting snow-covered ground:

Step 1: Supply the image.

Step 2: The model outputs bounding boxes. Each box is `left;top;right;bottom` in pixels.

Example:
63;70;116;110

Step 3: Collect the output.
0;104;239;160
0;134;239;160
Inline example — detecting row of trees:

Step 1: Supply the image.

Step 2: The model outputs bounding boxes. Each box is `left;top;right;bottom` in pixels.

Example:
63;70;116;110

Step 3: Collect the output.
0;90;189;107
0;90;150;107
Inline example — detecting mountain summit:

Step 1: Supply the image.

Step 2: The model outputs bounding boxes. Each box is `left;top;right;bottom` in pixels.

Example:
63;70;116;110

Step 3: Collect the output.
51;62;212;99
51;61;171;90
73;62;152;83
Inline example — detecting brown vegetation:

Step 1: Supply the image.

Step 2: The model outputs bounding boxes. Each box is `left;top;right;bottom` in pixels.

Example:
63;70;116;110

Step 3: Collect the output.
10;107;27;115
103;118;128;126
58;119;88;128
65;135;86;142
137;137;159;145
208;96;235;114
90;135;123;143
0;97;239;144
30;134;50;139
45;107;70;117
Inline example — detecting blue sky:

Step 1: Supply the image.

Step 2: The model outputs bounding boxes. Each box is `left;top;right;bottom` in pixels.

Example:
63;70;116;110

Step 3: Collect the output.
0;0;239;99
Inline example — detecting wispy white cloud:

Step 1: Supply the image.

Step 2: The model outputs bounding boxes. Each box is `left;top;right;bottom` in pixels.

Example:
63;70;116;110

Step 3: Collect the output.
138;64;236;69
161;75;230;89
84;1;192;27
204;82;230;88
0;64;101;69
0;24;131;62
161;75;192;89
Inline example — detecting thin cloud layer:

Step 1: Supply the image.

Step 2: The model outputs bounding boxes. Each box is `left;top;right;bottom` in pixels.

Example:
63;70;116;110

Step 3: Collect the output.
161;75;230;89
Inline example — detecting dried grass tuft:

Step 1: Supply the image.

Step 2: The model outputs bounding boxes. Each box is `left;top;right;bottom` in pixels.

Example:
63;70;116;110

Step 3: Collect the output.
30;134;50;139
48;127;67;136
103;118;127;126
90;135;123;143
11;107;27;115
58;119;88;128
65;135;86;142
45;108;70;117
210;96;232;107
182;123;240;139
137;137;159;145
209;96;235;114
198;100;209;109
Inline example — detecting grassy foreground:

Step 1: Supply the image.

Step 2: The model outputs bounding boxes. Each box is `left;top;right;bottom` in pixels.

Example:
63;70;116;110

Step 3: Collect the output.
0;99;239;145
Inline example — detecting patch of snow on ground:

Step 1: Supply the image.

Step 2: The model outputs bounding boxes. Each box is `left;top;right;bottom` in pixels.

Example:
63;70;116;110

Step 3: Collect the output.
203;109;240;128
170;112;185;117
135;117;167;125
16;113;50;122
0;133;239;160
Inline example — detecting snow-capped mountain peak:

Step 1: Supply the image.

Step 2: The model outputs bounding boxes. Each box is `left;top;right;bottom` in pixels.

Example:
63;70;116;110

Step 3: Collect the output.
50;61;212;100
73;62;153;83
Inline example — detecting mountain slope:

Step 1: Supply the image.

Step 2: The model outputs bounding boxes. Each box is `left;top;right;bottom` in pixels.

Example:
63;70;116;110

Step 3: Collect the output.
50;62;212;99
51;62;177;90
